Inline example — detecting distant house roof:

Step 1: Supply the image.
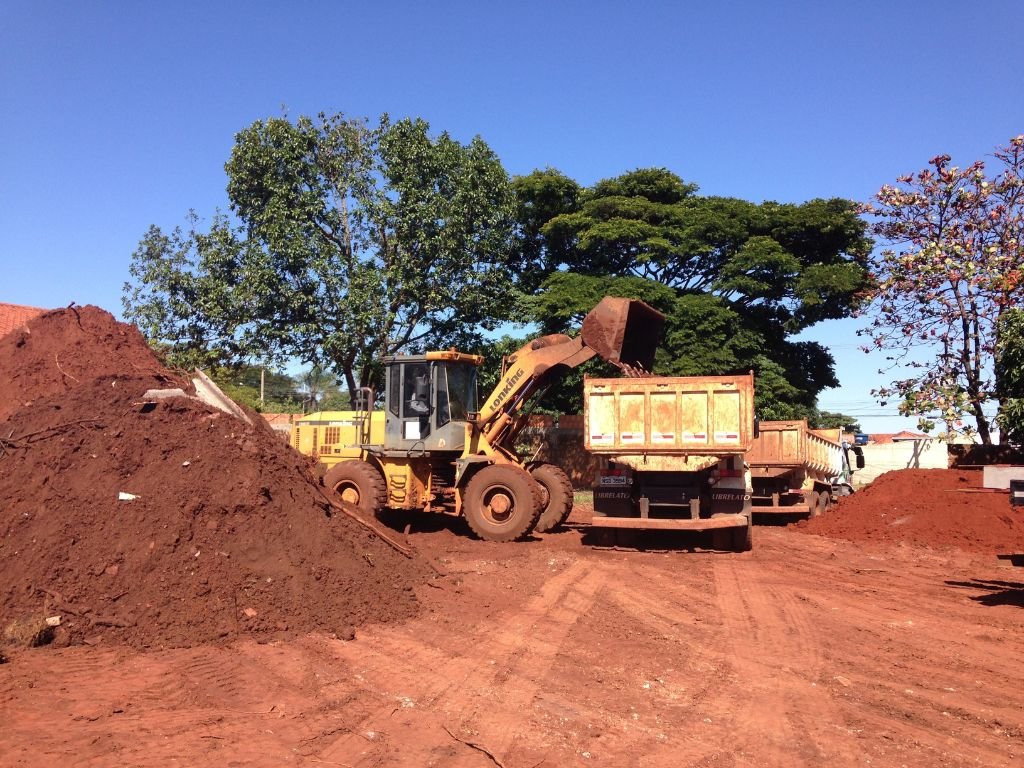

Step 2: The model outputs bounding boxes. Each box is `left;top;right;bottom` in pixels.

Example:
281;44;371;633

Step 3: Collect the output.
869;430;932;444
0;303;47;338
891;430;932;442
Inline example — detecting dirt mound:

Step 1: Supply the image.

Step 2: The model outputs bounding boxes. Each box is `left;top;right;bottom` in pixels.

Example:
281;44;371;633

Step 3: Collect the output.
796;468;1024;554
0;307;432;650
0;305;168;421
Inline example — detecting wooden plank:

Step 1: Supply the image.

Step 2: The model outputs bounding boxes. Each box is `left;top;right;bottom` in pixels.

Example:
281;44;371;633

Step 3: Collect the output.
945;488;1007;494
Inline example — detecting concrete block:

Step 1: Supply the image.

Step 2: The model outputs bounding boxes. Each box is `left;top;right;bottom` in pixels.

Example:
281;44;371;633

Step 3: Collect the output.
982;464;1024;490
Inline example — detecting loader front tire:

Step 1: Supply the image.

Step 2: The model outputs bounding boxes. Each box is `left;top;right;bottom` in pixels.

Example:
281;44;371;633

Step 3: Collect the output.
463;464;542;542
530;463;574;533
324;460;387;517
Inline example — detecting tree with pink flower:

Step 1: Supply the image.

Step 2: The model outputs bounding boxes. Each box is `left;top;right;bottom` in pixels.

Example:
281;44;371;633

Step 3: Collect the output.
861;136;1024;444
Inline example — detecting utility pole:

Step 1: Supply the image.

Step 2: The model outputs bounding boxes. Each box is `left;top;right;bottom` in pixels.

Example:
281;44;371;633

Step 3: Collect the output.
260;367;265;404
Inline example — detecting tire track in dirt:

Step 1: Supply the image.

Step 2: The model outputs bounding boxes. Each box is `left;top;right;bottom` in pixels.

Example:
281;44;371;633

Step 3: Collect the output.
743;531;1024;767
799;584;1024;765
597;557;728;699
0;643;345;768
711;556;866;767
571;557;733;766
314;556;606;765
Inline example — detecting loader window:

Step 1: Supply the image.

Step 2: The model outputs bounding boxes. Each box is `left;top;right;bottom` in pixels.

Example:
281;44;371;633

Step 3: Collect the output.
403;363;431;418
389;368;400;416
436;366;450;426
435;362;477;427
449;364;477;420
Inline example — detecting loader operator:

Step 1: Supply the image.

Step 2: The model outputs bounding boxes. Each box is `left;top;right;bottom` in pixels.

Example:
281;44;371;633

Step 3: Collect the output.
407;366;430;415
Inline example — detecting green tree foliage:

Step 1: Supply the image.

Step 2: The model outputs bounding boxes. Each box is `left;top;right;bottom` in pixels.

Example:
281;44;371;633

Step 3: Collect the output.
861;136;1024;444
124;113;519;396
206;365;303;413
810;411;862;433
295;365;346;412
515;169;872;416
996;308;1024;445
511;169;582;293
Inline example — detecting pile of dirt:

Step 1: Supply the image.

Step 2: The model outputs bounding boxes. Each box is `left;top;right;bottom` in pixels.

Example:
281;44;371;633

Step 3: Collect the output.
0;306;432;650
796;468;1024;554
0;305;167;422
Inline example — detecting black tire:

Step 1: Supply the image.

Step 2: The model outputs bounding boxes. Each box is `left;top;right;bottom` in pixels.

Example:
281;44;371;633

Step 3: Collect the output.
734;515;753;551
463;464;543;542
324;460;387;517
530;463;574;533
814;490;831;517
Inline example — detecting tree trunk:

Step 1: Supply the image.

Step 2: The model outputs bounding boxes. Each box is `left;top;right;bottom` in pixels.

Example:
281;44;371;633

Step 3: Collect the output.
973;402;992;445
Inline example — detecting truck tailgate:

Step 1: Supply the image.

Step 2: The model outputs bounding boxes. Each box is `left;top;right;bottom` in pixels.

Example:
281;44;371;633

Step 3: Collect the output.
584;373;755;455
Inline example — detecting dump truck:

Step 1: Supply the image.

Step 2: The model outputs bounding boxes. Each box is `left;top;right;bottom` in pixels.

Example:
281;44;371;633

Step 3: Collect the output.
585;372;756;551
747;420;865;517
291;297;665;542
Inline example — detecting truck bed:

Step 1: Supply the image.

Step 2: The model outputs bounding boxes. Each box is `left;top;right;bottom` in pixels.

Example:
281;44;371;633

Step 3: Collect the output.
584;373;755;456
747;420;842;476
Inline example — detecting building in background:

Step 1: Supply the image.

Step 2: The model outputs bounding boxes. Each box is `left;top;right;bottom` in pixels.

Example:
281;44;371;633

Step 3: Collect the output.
0;303;47;338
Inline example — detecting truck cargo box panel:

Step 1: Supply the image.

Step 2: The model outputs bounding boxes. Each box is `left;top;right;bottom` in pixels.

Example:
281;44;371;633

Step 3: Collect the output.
585;373;754;455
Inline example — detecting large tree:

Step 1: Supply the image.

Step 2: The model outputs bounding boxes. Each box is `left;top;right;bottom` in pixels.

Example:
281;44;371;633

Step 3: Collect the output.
124;113;519;396
996;308;1024;445
514;168;872;417
511;168;582;293
860;136;1024;443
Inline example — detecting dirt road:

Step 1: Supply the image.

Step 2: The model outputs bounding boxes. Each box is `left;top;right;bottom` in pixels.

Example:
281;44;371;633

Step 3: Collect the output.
2;513;1022;767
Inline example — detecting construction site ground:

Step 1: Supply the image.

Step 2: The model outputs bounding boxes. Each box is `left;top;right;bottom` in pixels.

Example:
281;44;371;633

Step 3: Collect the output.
3;502;1023;768
2;307;1022;766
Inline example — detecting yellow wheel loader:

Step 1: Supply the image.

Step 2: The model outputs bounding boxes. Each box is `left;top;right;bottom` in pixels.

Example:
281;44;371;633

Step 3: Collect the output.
291;297;664;541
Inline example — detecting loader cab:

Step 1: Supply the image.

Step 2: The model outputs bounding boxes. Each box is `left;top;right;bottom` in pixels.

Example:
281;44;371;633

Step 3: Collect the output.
382;352;482;453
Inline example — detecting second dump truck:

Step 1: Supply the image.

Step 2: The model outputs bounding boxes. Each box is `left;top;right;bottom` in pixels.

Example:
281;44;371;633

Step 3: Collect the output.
747;420;865;517
586;372;756;551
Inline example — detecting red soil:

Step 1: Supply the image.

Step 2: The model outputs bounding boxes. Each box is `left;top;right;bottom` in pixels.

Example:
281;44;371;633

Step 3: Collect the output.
796;467;1024;554
0;306;431;650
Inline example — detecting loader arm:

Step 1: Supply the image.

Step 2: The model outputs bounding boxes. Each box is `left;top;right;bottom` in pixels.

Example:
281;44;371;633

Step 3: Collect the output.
473;297;665;453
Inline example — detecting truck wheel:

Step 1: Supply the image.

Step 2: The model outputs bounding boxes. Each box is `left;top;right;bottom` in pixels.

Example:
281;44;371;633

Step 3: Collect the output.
463;464;542;542
813;490;831;517
733;516;753;552
530;463;574;533
324;460;387;517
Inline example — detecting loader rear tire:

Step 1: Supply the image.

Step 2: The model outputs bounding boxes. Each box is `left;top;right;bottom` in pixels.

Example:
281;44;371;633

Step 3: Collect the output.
530;463;574;533
324;460;387;517
463;464;543;542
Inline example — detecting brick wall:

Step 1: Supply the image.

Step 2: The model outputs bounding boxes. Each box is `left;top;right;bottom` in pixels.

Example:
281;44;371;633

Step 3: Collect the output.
520;417;600;489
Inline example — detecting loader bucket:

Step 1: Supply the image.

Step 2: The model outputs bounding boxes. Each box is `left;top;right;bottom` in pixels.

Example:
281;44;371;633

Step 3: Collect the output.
580;296;665;373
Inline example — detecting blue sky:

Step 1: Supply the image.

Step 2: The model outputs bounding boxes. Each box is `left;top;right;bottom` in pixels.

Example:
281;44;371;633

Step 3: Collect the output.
2;1;1021;431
